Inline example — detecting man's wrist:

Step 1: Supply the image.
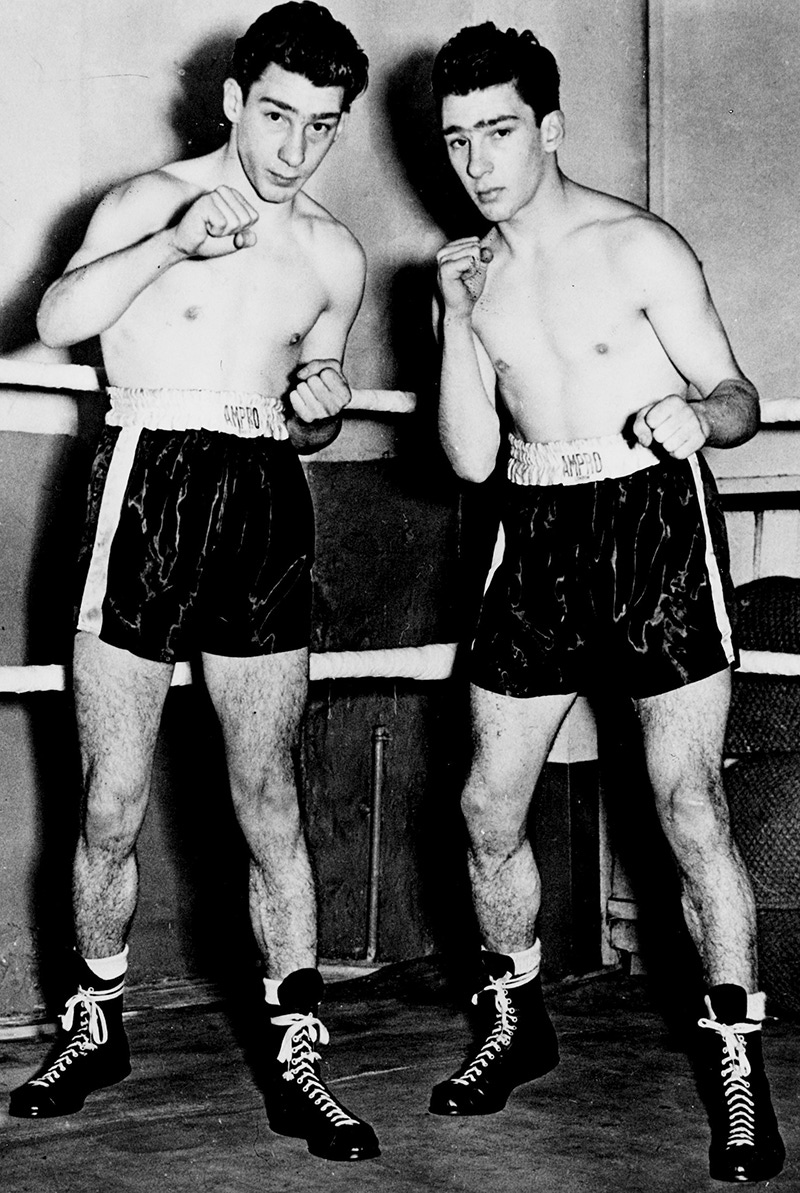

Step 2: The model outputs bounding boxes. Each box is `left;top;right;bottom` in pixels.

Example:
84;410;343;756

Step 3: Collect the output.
442;311;473;331
292;409;343;428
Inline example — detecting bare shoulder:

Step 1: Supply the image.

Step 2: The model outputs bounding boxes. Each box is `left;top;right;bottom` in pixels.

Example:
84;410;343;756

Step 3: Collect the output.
76;163;201;261
295;193;366;296
604;200;701;280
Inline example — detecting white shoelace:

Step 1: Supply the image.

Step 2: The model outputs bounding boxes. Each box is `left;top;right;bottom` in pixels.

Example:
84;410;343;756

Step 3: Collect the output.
31;981;123;1089
698;1015;761;1148
272;1011;358;1127
453;970;524;1086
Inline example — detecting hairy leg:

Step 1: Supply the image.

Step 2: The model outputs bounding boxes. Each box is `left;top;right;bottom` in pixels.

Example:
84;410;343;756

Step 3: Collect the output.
72;631;174;956
636;668;757;988
465;685;576;953
202;647;314;979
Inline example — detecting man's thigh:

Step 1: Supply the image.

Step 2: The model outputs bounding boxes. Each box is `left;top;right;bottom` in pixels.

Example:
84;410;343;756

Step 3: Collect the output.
635;667;732;797
73;630;175;790
201;647;309;781
470;684;577;793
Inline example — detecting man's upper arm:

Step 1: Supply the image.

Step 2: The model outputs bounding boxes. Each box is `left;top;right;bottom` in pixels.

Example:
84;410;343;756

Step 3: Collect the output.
636;220;744;398
301;229;366;362
62;172;185;274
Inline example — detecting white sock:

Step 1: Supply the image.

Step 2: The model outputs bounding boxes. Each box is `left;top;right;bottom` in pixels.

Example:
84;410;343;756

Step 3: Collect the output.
482;939;541;982
264;978;282;1008
507;939;541;981
85;945;129;982
747;991;766;1023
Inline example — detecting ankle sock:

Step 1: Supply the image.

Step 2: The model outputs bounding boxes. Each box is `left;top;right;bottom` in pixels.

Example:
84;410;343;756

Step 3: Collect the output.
84;944;128;983
483;939;541;983
84;945;129;983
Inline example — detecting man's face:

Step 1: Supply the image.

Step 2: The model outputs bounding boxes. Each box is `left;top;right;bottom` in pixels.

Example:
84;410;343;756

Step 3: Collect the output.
441;83;551;222
225;63;345;203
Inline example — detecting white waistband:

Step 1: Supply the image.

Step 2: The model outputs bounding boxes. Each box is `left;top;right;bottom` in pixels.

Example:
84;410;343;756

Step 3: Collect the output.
507;433;660;486
106;387;289;440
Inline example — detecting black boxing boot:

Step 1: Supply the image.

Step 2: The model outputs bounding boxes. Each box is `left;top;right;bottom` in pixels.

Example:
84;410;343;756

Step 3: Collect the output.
430;942;559;1115
698;984;785;1183
9;952;131;1118
265;968;380;1161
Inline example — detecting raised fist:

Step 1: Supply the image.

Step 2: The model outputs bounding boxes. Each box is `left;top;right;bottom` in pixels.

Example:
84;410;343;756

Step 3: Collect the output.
172;186;258;259
437;237;494;318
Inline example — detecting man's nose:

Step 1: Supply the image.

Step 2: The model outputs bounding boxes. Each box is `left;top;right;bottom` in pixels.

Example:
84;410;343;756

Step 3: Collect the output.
279;126;305;169
467;144;491;180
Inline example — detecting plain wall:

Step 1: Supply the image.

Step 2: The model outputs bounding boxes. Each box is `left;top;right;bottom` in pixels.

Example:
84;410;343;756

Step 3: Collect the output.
650;0;800;401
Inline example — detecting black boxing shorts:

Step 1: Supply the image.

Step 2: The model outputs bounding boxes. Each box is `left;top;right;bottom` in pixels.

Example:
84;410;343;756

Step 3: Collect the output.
470;432;737;699
75;388;313;663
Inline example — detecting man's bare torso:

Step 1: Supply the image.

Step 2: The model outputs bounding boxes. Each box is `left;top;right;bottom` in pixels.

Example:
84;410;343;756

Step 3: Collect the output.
473;185;686;443
100;152;344;397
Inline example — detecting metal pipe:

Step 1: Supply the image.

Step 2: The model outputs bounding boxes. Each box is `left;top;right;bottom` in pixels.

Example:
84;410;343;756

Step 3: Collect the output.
366;725;390;963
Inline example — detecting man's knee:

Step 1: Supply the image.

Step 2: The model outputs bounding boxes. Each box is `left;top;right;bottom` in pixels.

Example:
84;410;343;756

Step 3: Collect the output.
655;769;732;854
461;781;527;858
232;767;302;831
82;780;148;856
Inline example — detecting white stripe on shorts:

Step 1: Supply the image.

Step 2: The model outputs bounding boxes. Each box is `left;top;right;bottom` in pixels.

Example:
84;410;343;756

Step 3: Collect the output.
688;454;735;666
77;428;142;637
471;522;507;652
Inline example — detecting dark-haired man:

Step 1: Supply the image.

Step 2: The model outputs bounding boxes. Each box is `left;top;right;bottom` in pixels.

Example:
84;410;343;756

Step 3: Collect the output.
430;21;783;1184
10;2;379;1162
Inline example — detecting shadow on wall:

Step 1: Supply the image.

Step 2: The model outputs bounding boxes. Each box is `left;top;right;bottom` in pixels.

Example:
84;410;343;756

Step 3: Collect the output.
0;195;103;360
375;47;493;504
169;31;237;158
381;47;489;242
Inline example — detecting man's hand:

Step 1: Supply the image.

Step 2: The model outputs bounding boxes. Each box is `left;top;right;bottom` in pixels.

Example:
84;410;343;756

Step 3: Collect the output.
171;186;259;259
437;237;494;320
632;393;710;459
289;359;352;423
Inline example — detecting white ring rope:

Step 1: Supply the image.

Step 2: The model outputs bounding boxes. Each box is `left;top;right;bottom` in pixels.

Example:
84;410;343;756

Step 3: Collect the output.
1;360;798;421
0;644;459;694
0;359;417;425
0;647;797;694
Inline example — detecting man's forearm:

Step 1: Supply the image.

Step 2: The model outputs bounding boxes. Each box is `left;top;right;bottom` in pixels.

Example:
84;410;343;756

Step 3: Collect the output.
439;314;500;482
37;228;184;348
695;377;760;449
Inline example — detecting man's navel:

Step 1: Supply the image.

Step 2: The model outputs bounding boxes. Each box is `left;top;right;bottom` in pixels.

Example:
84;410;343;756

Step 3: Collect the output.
183;306;201;321
594;343;609;355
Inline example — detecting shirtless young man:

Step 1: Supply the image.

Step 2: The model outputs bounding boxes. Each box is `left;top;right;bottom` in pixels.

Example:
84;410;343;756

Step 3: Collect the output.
9;2;380;1163
428;23;784;1184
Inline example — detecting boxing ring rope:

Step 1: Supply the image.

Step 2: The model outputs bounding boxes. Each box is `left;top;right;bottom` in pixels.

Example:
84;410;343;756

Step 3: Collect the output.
0;644;460;694
0;646;796;696
0;359;417;428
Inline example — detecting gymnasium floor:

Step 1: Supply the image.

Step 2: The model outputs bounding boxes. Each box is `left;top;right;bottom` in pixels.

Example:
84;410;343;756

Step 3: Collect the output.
1;961;798;1192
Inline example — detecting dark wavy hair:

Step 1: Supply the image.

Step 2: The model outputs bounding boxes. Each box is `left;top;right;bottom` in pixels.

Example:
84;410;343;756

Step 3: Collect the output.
432;22;560;126
230;2;369;111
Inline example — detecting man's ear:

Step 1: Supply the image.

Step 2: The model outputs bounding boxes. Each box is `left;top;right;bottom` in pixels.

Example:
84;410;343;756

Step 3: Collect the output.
223;78;243;125
541;109;565;154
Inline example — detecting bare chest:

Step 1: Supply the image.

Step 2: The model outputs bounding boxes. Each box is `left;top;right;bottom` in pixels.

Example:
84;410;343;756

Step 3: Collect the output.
474;250;646;376
151;246;328;345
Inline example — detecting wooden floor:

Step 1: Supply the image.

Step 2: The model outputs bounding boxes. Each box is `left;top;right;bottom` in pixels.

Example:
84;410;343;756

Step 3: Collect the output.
1;964;798;1192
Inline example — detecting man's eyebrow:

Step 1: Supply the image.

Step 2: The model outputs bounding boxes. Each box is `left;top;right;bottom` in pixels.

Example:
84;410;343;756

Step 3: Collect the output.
442;114;520;136
259;96;341;121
